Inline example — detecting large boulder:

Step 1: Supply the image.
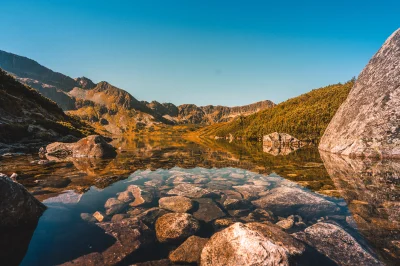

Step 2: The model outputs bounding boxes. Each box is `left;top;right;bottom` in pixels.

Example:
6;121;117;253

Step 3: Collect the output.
252;186;338;218
200;222;290;266
0;175;46;226
155;213;200;243
293;222;381;266
319;29;400;158
46;135;116;159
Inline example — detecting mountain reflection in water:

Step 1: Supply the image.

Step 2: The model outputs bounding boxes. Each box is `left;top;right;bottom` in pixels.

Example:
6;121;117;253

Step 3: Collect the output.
0;137;398;265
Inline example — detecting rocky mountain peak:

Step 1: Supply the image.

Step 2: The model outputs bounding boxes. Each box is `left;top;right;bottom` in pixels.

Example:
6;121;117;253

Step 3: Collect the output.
75;76;95;90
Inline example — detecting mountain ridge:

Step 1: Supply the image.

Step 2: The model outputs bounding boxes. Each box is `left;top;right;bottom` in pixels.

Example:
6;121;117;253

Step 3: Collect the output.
0;50;275;134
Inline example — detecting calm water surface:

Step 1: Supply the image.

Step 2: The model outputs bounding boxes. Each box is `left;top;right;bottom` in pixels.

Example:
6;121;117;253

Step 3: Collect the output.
0;137;399;265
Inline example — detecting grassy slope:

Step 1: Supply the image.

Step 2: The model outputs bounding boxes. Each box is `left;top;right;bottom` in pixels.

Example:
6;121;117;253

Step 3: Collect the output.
0;69;95;142
196;81;354;141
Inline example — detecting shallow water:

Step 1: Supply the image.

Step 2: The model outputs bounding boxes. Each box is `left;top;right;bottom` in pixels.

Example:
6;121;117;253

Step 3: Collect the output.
1;137;399;265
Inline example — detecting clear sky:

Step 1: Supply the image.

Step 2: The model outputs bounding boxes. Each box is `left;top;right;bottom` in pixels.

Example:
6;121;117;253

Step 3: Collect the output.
1;0;399;106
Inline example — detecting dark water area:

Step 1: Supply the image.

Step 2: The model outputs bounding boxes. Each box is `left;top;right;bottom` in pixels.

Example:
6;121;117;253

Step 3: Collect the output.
0;137;399;265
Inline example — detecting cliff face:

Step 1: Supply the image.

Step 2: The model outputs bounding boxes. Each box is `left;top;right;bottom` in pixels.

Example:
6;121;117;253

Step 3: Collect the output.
319;29;400;158
0;69;94;150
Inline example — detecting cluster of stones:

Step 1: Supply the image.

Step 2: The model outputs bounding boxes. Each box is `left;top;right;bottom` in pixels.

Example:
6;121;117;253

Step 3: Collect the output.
70;168;381;266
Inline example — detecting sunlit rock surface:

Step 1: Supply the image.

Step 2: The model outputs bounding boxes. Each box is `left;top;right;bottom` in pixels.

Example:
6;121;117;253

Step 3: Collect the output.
319;29;400;158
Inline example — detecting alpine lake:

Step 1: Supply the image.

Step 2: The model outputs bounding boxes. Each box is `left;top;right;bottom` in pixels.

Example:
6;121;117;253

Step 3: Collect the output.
1;136;399;266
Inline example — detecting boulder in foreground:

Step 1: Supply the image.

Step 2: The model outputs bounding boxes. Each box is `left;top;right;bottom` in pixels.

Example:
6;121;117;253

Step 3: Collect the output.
200;222;290;266
0;175;46;226
46;135;116;159
319;28;400;158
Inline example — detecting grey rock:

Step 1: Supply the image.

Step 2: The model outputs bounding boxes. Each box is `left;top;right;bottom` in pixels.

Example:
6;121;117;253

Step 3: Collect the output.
246;222;306;256
193;198;226;223
293;222;381;266
319;29;400;159
200;222;290;266
252;186;339;218
223;198;252;210
167;183;218;198
0;175;46;226
232;185;267;200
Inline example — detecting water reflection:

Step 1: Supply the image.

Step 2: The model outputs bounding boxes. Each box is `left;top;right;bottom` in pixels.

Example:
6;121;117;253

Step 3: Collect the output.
320;152;400;264
0;137;399;265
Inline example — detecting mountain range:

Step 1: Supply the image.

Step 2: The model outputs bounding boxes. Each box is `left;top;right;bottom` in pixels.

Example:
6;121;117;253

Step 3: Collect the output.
0;50;274;135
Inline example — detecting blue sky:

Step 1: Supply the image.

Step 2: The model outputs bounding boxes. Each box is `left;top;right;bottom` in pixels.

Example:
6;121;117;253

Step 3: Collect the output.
1;0;399;106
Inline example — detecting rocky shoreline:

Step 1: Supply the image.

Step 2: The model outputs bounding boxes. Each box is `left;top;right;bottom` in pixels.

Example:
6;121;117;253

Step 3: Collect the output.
58;168;382;266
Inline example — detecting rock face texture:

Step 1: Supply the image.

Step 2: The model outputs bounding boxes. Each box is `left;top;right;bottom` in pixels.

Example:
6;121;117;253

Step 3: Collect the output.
319;29;400;158
252;186;339;218
159;196;194;213
169;235;209;264
200;222;290;266
155;213;200;243
0;175;46;226
46;135;116;159
293;222;381;266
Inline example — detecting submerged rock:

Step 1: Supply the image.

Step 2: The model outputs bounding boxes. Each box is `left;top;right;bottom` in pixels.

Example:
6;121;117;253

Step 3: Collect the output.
0;175;46;226
252;186;338;218
243;208;275;223
117;190;135;203
46;135;116;159
167;183;218;198
127;185;154;207
276;215;295;230
193;198;226;223
159;196;194;213
200;222;289;266
293;222;381;266
135;207;170;226
222;198;252;210
232;184;266;200
319;29;400;159
169;235;209;264
155;213;200;243
63;218;155;266
104;197;125;216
